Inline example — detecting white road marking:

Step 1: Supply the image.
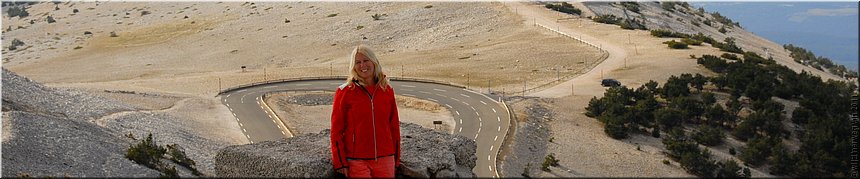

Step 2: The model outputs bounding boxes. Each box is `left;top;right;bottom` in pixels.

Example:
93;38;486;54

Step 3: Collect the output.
403;94;416;97
494;136;498;141
401;85;416;88
480;101;487;105
236;118;240;122
476;111;480;116
477;127;481;133
401;88;413;91
459;118;462;124
445;104;452;108
488;155;491;161
226;94;232;98
474;133;479;140
239;123;243;127
436;94;448;98
488;166;492;171
281;131;286;135
478;117;482;122
427;98;438;102
419;91;431;94
226;103;231;107
452;98;461;102
492;108;496;113
296;83;310;86
238;89;247;93
490;145;494;151
470;106;475;111
480;122;482;127
459;128;463;133
243;128;247;132
460;94;470;98
232;113;237;117
497;116;501;122
277;125;282;129
456;111;460;115
498;126;501;131
433;88;446;92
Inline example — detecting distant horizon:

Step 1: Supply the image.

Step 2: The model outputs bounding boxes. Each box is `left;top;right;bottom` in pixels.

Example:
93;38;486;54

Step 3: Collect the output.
691;1;859;72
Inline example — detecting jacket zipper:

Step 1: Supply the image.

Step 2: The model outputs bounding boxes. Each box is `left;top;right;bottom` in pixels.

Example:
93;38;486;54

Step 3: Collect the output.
370;87;378;162
356;81;379;161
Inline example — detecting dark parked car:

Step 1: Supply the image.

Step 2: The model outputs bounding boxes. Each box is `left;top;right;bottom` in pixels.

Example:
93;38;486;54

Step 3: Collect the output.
601;79;621;87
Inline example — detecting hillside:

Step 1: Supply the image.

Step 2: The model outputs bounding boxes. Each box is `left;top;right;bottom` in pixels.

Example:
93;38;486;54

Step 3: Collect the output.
583;1;851;82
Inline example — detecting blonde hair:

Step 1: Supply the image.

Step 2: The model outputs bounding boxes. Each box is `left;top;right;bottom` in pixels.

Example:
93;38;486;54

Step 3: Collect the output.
346;45;389;91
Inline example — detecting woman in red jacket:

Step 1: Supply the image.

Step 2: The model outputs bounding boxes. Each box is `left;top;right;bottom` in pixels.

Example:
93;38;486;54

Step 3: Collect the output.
331;45;401;178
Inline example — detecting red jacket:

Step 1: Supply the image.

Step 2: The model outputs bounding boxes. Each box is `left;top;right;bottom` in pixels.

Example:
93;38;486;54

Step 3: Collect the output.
330;81;401;170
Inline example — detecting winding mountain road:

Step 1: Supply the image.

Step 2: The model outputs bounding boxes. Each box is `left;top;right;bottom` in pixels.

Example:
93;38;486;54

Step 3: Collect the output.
219;79;510;177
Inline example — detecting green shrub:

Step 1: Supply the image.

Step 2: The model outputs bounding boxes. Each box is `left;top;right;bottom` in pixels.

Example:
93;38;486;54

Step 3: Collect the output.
126;134;166;169
327;13;337;17
650;29;689;38
718;26;727;34
6;6;30;18
663;40;688;49
592;14;620;24
620;2;640;13
692;125;725;146
371;13;382;20
541;153;560;171
167;144;201;176
681;38;702;46
8;38;25;51
546;2;582;15
619;18;647;30
126;133;200;177
46;16;56;23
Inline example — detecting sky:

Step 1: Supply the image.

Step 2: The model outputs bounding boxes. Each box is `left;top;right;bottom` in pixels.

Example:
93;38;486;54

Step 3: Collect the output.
690;1;859;71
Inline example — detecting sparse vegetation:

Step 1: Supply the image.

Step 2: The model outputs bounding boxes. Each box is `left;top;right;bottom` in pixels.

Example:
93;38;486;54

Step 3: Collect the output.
355;25;364;30
6;6;30;18
712;37;743;54
681;38;702;46
592;14;620;25
327;13;337;17
110;31;118;37
126;133;200;177
424;4;433;8
718;26;727;34
545;2;582;16
541;153;560;172
784;44;858;78
619;2;640;13
8;38;25;51
663;40;688;49
588;49;856;177
46;16;56;23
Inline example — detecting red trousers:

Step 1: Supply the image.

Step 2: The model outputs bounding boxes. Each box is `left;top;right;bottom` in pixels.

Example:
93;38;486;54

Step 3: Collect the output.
346;155;395;178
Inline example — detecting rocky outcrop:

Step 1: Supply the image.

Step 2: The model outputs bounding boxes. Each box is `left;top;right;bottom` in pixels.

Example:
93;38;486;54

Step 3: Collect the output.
214;123;476;178
1;68;160;177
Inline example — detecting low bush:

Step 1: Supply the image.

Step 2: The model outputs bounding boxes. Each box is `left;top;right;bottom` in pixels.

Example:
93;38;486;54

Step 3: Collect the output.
663;40;688;49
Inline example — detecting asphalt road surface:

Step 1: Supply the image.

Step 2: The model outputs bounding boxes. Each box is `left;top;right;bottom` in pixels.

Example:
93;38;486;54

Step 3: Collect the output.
220;79;510;177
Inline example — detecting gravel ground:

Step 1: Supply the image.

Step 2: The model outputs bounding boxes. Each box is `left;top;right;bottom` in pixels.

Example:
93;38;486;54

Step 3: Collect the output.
101;111;231;176
1;68;134;121
497;98;553;177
